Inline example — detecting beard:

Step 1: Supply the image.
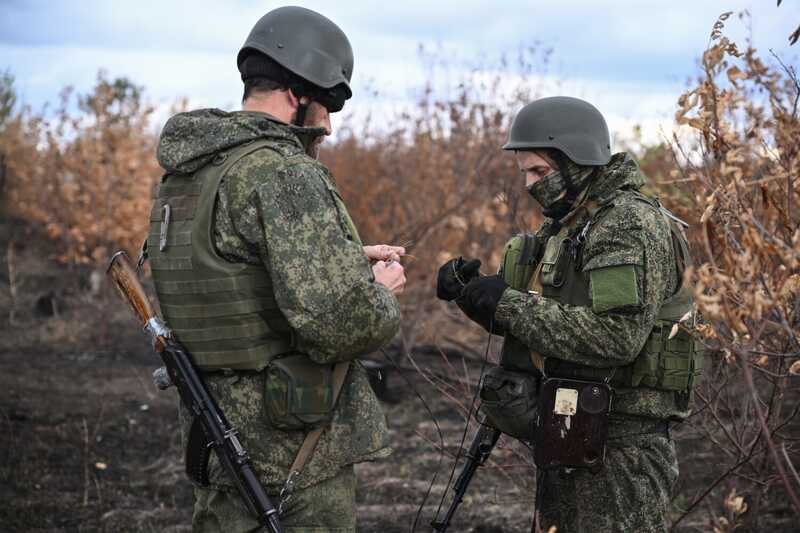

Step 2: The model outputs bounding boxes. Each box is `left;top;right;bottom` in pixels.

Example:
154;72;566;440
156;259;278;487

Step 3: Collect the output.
305;136;323;159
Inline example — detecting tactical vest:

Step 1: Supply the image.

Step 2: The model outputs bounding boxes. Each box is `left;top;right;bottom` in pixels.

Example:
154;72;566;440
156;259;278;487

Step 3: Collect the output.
498;191;703;395
148;139;363;371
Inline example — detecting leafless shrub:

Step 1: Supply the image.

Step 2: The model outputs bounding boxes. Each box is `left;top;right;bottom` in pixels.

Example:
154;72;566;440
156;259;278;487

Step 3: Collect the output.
663;11;800;530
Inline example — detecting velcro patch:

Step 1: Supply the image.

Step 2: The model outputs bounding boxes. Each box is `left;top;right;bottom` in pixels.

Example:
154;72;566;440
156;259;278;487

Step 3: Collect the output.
590;264;641;313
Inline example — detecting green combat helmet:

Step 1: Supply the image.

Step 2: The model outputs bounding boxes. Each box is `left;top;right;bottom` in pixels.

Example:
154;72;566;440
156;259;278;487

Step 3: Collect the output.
237;6;354;113
502;96;612;165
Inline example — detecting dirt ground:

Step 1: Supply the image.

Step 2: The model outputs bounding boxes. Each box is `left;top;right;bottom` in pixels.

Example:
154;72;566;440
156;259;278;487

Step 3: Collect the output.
1;217;798;532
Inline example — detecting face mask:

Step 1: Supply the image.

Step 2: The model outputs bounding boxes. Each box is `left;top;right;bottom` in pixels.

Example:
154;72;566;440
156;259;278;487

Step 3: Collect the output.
527;169;568;210
526;164;596;219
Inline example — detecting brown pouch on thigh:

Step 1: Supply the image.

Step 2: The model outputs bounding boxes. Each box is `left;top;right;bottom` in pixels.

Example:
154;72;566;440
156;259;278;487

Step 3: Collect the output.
534;377;612;471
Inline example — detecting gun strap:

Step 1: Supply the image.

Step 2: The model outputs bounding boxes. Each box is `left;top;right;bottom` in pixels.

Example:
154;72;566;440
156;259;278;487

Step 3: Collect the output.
289;361;350;476
186;416;212;486
279;361;350;514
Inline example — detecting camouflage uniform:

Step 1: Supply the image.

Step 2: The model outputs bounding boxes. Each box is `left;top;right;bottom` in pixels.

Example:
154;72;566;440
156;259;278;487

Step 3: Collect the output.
493;153;683;532
155;109;400;532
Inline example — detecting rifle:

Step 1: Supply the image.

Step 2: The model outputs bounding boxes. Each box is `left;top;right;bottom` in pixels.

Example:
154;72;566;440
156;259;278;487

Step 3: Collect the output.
107;251;284;533
431;420;501;532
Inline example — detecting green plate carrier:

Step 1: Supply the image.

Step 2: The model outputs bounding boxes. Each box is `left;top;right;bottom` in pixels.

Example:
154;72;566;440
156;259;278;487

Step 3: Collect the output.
148;140;295;371
497;195;704;396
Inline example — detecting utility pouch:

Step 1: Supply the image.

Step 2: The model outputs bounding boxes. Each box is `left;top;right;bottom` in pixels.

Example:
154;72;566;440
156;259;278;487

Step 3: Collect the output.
500;233;540;291
630;325;704;391
534;378;612;470
264;354;334;431
539;236;572;288
479;366;539;440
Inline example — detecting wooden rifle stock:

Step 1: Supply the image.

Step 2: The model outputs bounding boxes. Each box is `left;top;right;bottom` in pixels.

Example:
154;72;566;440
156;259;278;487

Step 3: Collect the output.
106;251;167;352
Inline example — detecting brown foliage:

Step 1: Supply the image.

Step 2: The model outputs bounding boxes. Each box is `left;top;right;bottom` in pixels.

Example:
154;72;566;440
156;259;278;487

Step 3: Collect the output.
0;72;161;265
322;46;551;346
662;11;800;529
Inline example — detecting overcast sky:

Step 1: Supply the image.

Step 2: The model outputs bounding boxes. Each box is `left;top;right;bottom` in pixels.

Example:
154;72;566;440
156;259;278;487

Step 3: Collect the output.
1;1;798;146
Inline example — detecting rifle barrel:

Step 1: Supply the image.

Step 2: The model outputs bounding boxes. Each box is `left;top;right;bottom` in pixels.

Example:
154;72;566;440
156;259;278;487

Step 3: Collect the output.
431;422;501;532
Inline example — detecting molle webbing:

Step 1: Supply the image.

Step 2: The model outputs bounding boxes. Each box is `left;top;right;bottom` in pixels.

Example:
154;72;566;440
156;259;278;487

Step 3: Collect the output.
149;139;293;371
543;322;701;392
499;233;540;292
497;191;703;392
498;232;547;373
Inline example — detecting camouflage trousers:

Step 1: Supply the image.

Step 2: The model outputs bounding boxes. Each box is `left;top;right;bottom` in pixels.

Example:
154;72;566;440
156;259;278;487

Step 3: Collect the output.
192;465;356;533
538;418;679;533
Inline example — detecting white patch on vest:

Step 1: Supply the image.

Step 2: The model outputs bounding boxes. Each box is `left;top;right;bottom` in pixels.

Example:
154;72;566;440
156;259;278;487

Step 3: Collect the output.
159;204;171;252
554;387;578;416
559;415;571;439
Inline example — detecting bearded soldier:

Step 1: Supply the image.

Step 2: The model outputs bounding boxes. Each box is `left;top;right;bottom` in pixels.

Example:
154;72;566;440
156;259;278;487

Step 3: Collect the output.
149;7;405;532
437;97;702;532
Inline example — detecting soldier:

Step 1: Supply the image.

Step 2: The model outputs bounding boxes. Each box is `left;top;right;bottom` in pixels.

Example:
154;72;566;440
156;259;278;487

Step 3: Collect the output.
149;6;405;532
437;97;702;532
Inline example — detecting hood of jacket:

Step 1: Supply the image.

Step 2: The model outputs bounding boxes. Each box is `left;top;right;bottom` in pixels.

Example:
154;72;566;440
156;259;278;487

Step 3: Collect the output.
156;108;325;174
588;152;646;205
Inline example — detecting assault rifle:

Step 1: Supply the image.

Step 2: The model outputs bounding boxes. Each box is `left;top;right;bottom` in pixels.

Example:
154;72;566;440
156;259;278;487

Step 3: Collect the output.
107;251;284;533
431;420;501;532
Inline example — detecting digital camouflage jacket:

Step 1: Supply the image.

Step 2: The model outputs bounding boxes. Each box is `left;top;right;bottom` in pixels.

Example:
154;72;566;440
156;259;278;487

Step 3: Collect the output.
156;109;400;491
495;153;689;420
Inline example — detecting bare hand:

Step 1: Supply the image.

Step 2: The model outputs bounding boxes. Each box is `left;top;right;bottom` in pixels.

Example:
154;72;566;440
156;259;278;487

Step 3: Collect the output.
373;260;406;295
363;244;405;263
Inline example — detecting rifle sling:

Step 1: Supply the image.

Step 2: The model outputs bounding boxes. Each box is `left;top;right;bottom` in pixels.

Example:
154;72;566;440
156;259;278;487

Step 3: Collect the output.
289;361;351;477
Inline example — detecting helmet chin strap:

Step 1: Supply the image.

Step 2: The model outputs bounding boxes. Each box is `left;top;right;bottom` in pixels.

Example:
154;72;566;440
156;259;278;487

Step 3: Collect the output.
554;152;580;203
289;86;310;127
293;102;309;127
540;152;578;221
543;154;600;221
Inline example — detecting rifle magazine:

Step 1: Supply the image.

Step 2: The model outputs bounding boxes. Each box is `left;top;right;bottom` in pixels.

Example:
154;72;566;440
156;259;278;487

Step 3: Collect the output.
186;416;212;486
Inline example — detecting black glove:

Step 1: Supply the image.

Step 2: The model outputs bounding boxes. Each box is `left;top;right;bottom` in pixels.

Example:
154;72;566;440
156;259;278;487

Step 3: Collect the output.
459;275;509;333
436;257;482;301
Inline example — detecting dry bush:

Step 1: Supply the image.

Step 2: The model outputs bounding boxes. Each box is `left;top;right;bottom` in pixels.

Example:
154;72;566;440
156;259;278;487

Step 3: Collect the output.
322;46;553;350
657;12;800;530
1;72;161;265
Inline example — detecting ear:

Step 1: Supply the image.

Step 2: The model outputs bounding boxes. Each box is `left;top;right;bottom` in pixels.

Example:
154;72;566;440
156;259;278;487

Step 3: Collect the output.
286;88;300;109
288;88;312;107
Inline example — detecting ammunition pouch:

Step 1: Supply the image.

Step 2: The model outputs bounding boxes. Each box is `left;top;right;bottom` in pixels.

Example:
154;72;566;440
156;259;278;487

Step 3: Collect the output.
479;366;539;440
264;354;335;431
499;233;540;291
539;236;572;288
534;377;612;470
540;323;704;401
631;324;704;391
498;233;545;375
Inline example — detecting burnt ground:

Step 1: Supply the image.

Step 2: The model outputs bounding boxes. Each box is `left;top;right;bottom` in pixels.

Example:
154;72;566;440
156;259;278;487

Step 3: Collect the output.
0;216;798;532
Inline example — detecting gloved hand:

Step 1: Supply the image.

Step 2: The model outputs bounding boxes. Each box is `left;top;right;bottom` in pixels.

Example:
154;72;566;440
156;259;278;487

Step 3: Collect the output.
459;275;509;333
436;257;482;301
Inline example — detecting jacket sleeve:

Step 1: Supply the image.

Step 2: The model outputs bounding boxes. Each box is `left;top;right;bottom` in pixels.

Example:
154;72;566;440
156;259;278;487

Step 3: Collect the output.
225;154;401;364
493;201;676;368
